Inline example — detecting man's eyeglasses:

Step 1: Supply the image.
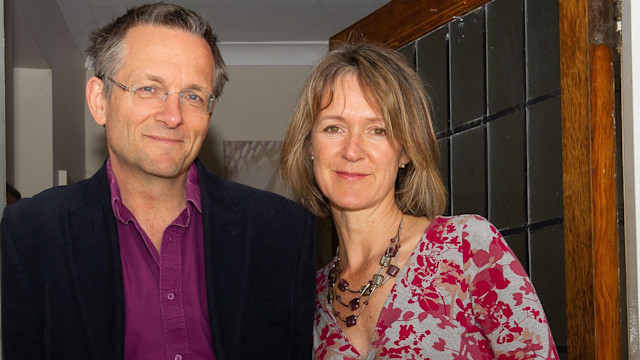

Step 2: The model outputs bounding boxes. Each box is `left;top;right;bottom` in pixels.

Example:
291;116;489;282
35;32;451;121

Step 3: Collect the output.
104;76;217;115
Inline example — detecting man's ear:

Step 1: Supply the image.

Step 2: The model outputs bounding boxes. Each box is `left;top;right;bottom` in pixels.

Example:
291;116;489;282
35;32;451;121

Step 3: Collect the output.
86;77;107;126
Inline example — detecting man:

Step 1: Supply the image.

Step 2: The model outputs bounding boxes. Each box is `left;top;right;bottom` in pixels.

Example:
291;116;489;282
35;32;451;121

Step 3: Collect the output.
1;4;317;359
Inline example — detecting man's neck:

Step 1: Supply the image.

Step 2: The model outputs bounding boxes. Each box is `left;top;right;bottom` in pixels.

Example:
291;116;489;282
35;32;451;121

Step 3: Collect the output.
111;161;190;251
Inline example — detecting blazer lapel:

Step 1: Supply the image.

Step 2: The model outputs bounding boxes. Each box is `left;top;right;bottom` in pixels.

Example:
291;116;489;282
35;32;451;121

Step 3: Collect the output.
198;160;252;360
64;165;124;360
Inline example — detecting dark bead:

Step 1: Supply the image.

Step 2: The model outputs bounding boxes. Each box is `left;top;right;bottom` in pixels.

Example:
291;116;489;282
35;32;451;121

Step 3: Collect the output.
327;288;334;304
386;246;398;257
338;279;349;292
349;298;360;310
387;265;400;277
362;284;373;296
328;272;337;285
346;315;357;327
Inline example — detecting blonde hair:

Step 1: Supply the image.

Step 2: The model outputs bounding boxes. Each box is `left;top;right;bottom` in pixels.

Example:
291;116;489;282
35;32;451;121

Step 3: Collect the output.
280;42;446;217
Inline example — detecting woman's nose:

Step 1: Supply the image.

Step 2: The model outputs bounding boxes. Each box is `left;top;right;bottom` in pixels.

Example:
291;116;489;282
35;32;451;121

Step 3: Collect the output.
343;133;364;161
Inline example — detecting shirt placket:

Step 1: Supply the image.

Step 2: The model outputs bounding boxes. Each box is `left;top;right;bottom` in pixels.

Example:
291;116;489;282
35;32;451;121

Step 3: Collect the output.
160;225;190;360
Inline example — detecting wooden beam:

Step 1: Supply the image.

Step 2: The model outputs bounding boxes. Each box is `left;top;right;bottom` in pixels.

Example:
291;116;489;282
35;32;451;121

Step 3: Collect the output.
560;0;621;358
559;0;595;357
330;0;490;49
591;43;620;360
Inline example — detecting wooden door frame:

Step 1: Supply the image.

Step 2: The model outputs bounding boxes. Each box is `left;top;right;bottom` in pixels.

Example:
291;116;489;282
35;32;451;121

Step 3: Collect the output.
330;0;620;358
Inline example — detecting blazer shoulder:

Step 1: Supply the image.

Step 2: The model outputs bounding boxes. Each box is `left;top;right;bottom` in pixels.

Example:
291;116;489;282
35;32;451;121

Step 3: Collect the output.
2;167;108;225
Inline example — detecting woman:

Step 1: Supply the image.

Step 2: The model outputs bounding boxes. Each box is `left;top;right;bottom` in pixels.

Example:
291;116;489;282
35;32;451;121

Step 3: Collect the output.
280;43;558;359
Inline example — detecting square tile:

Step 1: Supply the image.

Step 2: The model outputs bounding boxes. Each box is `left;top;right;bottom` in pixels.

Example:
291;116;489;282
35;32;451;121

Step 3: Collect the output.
438;138;451;215
486;0;525;114
525;0;560;99
397;42;416;69
529;224;567;345
527;97;563;223
417;26;449;133
450;7;485;128
504;231;528;274
488;110;526;230
451;126;486;217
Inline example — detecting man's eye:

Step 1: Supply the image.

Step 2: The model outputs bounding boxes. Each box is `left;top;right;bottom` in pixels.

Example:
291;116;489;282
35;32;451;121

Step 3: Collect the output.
183;92;204;103
137;86;160;95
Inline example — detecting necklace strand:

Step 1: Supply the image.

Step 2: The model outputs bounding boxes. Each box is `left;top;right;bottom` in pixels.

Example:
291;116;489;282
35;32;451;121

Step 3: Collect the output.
327;215;403;327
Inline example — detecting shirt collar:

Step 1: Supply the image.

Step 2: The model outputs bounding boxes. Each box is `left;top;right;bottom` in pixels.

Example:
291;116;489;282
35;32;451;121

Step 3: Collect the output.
107;159;202;224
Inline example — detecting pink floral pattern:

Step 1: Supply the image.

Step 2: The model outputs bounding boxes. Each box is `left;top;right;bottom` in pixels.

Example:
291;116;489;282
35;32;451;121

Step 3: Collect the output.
314;215;559;359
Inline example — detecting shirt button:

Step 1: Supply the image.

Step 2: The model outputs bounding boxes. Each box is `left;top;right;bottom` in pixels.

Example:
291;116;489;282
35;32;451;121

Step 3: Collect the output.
167;292;175;301
174;354;183;360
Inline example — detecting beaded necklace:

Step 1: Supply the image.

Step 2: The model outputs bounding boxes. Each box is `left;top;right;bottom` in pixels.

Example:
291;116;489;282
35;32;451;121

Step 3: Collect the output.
326;216;403;327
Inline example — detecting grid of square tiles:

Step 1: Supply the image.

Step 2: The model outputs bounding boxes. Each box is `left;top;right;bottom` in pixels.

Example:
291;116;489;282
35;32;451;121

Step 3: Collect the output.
398;0;566;355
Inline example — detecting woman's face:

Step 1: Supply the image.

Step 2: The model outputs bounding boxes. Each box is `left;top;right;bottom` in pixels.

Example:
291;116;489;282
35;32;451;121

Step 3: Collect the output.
310;75;409;213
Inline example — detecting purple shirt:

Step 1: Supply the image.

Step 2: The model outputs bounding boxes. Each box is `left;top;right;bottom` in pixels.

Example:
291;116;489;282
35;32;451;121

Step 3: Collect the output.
108;160;215;360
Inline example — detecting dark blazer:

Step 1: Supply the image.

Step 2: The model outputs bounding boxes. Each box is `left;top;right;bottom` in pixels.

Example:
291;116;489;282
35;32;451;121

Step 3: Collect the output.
1;159;317;360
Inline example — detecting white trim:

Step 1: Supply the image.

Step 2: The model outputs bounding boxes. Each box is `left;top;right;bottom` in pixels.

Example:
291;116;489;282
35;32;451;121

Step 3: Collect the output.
218;42;328;66
622;0;640;357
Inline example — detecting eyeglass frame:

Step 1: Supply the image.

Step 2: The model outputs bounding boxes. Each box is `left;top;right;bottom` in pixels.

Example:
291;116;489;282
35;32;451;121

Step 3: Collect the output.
102;76;218;114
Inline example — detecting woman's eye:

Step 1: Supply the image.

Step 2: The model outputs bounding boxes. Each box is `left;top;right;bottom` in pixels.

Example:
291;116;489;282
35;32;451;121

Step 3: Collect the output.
324;126;341;133
372;128;387;135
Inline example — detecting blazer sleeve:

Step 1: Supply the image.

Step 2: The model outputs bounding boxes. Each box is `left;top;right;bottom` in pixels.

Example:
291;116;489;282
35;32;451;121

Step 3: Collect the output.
1;206;46;359
289;211;318;359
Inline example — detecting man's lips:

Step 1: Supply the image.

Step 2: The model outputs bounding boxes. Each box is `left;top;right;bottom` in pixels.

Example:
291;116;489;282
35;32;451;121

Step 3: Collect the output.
146;134;183;143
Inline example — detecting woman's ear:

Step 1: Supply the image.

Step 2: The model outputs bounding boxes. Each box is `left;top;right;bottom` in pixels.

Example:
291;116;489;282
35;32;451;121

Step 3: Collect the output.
400;150;411;168
86;77;107;126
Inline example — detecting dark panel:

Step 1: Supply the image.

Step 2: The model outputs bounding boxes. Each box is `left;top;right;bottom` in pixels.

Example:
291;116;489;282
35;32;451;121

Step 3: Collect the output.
527;97;563;223
450;7;485;128
417;26;449;134
504;231;528;274
486;0;525;114
525;0;560;99
488;110;526;229
438;137;451;216
530;224;567;346
619;223;628;359
397;42;416;69
451;126;486;217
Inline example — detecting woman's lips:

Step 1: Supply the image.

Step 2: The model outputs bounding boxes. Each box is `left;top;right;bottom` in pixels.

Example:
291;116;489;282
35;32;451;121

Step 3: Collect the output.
335;171;368;180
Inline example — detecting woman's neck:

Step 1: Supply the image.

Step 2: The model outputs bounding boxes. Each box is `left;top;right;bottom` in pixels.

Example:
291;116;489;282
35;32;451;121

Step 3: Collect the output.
331;202;403;273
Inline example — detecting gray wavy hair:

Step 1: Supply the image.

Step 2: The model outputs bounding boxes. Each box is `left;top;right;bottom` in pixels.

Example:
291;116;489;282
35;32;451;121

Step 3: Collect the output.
86;2;228;98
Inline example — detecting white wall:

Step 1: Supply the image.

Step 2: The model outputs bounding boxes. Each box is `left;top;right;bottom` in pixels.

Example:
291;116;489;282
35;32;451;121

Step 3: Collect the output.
13;68;53;197
11;0;86;186
85;65;313;177
622;0;640;357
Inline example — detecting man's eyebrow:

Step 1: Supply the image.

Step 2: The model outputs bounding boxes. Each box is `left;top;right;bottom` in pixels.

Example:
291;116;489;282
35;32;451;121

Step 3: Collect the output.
135;73;212;93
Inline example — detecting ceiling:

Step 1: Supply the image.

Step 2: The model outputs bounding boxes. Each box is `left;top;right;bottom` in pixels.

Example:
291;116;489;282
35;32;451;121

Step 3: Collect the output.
54;0;391;65
11;0;390;68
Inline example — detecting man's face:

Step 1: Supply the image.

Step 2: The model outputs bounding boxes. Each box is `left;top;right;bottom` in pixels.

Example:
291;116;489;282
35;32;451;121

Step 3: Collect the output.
101;25;215;180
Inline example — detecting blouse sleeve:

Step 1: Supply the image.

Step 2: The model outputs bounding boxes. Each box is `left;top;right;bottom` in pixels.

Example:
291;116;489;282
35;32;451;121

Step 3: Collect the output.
462;215;559;359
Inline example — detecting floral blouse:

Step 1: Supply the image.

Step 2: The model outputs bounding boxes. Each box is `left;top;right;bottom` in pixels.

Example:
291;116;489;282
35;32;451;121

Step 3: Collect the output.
314;215;559;359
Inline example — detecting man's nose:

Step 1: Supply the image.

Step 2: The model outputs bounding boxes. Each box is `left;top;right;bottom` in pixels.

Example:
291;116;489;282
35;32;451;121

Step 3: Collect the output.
158;92;183;128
